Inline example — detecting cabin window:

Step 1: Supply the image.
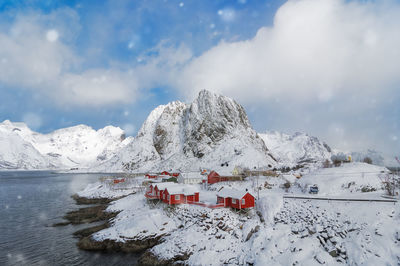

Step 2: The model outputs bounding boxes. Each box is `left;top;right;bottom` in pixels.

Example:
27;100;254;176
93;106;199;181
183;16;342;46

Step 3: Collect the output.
241;199;245;205
175;195;180;200
232;199;236;204
167;195;170;201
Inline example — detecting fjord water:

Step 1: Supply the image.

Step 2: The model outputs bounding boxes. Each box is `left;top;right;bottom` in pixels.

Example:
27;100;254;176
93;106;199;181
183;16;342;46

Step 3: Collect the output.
0;171;138;266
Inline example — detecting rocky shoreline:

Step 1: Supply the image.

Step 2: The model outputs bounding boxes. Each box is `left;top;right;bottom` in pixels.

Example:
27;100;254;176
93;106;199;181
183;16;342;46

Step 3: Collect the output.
56;193;171;265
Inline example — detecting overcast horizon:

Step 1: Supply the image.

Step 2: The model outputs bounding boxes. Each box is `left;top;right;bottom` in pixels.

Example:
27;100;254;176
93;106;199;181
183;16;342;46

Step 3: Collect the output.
0;0;399;158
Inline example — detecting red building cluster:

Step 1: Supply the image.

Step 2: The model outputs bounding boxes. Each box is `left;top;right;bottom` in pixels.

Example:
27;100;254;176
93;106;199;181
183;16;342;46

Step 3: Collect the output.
145;171;180;179
145;182;200;205
145;182;255;209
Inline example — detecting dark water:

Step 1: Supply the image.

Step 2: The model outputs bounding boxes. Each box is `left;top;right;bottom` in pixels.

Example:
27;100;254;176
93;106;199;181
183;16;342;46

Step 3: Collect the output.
0;171;139;266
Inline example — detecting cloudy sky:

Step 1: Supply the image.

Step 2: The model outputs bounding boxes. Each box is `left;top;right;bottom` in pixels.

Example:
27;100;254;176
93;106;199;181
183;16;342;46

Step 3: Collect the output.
0;0;399;157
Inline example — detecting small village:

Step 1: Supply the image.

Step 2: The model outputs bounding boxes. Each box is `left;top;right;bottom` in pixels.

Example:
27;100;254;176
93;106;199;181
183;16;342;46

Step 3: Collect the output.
75;161;400;265
144;171;256;210
106;167;284;212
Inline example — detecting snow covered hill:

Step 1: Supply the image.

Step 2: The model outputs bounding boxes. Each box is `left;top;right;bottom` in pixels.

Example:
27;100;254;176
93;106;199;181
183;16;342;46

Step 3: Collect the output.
296;162;390;196
95;90;277;172
259;131;332;167
0;120;129;170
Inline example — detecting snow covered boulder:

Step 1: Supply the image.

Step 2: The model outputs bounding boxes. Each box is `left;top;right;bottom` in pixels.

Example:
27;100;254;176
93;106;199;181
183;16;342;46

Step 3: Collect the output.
256;193;283;224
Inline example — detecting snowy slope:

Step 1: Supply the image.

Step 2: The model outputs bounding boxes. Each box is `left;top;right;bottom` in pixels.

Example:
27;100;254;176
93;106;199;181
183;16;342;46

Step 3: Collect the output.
0;124;49;169
96;90;277;172
0;120;128;169
296;162;390;196
259;131;332;166
79;174;400;265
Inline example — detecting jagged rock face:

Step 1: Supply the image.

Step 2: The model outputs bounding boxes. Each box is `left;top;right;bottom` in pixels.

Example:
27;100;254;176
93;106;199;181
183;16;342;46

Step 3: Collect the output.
152;101;187;158
183;90;255;158
103;89;276;172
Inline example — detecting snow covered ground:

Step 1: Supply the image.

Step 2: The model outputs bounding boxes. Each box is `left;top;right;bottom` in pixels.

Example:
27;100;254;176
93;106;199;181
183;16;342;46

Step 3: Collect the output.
77;177;143;199
77;162;399;265
295;162;391;196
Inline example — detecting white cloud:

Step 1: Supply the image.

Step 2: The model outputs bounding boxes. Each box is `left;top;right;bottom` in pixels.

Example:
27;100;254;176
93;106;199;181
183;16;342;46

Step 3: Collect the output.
176;0;400;104
58;70;138;106
0;10;139;107
170;0;400;156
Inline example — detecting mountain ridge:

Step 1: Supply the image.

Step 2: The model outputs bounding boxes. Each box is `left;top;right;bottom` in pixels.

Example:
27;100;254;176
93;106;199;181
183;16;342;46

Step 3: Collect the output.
1;90;394;171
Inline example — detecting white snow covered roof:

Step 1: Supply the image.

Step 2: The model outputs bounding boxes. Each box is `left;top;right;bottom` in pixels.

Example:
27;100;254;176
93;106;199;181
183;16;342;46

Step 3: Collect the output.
217;188;253;199
165;185;199;195
154;182;178;190
181;172;204;179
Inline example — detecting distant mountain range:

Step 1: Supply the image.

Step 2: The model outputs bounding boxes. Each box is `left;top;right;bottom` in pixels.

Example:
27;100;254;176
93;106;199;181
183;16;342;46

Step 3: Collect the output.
0;120;131;170
0;90;395;171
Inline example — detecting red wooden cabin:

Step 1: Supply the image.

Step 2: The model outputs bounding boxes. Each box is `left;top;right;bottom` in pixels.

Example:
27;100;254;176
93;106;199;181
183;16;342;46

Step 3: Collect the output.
153;182;176;200
145;183;160;199
216;188;255;209
160;171;179;177
162;185;200;205
113;178;125;184
205;171;229;184
145;173;158;179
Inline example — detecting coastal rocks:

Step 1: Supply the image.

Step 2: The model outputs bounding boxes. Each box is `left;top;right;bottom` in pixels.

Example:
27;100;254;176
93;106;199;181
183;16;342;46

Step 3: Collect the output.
77;234;165;253
62;193;166;256
73;223;110;238
71;194;116;205
61;205;119;225
138;250;190;266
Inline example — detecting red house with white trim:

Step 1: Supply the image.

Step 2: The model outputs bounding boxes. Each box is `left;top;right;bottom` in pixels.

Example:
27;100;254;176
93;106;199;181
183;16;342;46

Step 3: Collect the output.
150;182;176;200
216;188;255;209
162;185;200;205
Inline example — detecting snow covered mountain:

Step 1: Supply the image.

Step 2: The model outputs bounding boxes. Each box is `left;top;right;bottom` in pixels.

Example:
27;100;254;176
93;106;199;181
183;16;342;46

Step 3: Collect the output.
0;120;129;170
259;131;332;166
2;91;393;172
0;123;48;169
96;90;277;172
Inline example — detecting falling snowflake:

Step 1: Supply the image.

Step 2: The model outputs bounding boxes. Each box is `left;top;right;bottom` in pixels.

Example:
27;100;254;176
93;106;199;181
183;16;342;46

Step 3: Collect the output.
46;29;59;42
218;8;236;22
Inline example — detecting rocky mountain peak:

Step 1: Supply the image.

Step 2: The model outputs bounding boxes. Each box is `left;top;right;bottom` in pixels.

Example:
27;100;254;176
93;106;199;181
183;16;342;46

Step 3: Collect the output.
183;90;256;158
102;90;276;172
